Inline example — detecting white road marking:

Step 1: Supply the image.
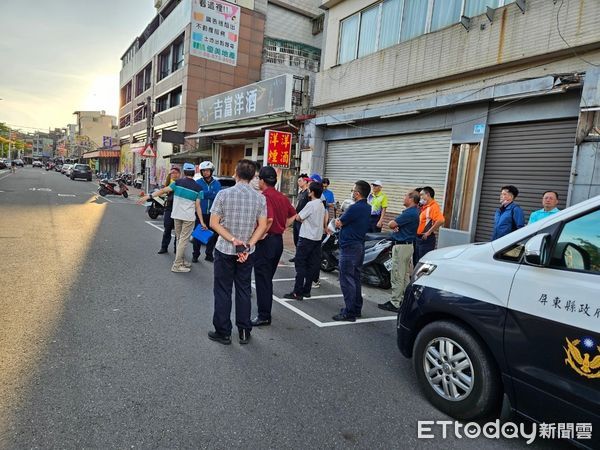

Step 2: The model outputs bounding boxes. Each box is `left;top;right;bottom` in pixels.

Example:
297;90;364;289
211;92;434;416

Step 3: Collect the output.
271;277;329;282
0;173;12;182
145;221;165;232
90;192;113;203
143;222;393;327
58;194;76;197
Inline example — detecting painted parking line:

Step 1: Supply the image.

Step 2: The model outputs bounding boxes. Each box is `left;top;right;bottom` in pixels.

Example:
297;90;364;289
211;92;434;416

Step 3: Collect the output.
271;277;329;282
143;220;395;327
90;192;113;203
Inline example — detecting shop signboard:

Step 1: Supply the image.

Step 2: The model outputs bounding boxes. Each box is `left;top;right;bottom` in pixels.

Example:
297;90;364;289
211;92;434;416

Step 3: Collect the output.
265;130;292;168
191;0;241;66
198;74;293;126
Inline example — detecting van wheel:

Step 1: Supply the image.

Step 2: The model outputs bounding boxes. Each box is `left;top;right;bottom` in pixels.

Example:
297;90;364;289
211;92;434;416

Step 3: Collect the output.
413;320;501;420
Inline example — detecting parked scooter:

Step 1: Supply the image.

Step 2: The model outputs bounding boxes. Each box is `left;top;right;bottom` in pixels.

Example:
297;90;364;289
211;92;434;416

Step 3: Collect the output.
144;190;165;219
133;173;143;190
98;175;129;198
321;219;393;289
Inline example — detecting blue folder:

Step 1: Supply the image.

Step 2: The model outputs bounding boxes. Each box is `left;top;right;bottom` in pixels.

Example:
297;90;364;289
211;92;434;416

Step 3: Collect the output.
192;225;214;244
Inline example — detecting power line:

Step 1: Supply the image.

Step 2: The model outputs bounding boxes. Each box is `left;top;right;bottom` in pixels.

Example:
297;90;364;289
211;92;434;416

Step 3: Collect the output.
556;0;599;68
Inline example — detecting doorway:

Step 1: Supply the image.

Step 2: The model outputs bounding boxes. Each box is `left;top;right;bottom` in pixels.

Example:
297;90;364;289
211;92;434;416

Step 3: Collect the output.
219;144;245;177
443;143;480;232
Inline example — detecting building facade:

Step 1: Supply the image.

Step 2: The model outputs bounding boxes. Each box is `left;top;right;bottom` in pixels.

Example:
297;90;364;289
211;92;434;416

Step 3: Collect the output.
311;0;600;245
118;0;268;186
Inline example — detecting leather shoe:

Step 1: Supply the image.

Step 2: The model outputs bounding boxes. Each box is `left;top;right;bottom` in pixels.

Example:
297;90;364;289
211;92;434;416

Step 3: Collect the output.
157;248;168;254
283;292;303;300
192;256;199;263
239;329;251;344
332;313;356;322
208;331;231;345
251;317;271;327
378;301;399;313
205;254;214;262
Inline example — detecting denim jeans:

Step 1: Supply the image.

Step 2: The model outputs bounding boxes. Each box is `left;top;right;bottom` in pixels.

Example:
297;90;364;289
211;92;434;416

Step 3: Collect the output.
339;243;364;317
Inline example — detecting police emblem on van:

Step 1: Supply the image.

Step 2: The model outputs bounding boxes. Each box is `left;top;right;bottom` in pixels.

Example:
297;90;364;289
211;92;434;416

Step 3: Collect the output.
564;337;600;379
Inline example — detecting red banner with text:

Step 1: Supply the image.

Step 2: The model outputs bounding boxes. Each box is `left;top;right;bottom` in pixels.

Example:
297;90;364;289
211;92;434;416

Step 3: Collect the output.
265;130;292;168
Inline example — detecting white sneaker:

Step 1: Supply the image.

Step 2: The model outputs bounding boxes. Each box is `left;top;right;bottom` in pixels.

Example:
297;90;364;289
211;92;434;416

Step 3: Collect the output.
312;280;321;288
171;265;191;273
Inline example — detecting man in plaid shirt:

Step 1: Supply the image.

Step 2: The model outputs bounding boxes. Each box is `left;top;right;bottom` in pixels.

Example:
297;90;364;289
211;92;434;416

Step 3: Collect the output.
208;159;268;345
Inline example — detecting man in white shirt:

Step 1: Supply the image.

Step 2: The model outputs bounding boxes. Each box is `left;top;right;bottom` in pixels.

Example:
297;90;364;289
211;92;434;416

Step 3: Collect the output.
284;182;327;300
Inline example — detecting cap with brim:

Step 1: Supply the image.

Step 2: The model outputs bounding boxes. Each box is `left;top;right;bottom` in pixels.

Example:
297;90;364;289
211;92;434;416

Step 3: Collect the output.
371;180;383;186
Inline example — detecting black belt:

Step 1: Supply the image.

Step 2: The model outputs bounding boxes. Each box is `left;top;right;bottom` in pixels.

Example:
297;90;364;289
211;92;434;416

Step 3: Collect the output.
393;240;413;245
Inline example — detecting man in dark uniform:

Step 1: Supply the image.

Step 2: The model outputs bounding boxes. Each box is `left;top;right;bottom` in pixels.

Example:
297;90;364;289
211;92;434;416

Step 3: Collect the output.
251;166;297;326
333;180;371;322
158;167;180;254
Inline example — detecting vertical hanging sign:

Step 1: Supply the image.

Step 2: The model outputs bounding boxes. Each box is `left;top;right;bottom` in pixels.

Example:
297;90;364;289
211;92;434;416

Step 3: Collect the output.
191;0;240;66
265;130;292;168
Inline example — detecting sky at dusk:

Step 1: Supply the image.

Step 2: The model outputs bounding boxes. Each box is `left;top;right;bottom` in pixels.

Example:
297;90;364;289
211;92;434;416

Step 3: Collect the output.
0;0;156;132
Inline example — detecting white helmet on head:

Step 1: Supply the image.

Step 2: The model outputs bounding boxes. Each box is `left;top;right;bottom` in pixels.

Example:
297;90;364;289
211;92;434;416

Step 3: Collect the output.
199;161;214;171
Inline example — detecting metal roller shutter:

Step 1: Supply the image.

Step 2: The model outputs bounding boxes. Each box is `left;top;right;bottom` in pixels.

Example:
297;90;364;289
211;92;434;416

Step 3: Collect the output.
324;131;451;216
474;119;577;242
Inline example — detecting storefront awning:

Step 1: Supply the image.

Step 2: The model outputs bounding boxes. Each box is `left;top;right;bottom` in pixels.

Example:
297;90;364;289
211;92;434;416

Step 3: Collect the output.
82;150;120;159
185;124;269;139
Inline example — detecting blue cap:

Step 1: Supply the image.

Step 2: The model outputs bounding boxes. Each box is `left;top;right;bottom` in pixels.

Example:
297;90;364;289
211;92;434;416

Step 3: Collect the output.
183;162;195;171
310;173;322;183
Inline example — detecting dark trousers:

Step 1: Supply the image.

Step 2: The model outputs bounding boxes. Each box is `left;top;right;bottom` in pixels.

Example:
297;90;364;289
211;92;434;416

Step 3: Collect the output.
254;234;284;321
369;215;382;233
339;243;364;317
193;213;217;258
293;237;322;296
213;249;255;336
414;234;436;265
292;221;301;247
160;208;176;250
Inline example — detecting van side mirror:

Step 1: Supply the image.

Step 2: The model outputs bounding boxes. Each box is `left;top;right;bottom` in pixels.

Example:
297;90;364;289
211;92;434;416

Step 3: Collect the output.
524;233;551;267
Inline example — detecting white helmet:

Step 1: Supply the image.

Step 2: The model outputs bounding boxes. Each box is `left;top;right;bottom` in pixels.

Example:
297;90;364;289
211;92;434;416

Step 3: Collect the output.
199;161;214;170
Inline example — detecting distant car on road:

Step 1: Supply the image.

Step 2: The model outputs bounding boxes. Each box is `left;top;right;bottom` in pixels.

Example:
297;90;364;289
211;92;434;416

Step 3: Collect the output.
70;164;93;181
0;160;6;170
61;164;73;175
14;159;24;167
32;160;43;168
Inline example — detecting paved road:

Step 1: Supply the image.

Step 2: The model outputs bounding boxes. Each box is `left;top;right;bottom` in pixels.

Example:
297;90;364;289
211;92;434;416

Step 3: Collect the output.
0;167;567;448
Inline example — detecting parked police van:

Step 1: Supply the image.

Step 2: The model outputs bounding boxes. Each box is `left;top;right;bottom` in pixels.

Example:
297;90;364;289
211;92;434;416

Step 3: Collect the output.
397;195;599;447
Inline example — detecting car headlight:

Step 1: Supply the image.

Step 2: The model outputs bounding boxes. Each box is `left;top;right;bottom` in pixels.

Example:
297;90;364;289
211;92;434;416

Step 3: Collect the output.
411;262;437;282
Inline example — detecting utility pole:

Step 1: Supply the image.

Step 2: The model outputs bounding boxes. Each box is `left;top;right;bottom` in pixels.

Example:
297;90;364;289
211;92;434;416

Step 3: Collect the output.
144;95;154;194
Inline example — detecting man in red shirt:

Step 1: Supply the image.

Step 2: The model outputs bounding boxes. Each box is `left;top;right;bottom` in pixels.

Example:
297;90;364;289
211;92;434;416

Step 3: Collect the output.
252;166;297;326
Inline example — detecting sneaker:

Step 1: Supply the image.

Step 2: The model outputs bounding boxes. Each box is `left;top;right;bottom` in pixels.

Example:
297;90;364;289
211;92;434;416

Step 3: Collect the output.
377;301;399;313
205;254;214;262
303;292;311;298
312;280;321;288
171;265;191;273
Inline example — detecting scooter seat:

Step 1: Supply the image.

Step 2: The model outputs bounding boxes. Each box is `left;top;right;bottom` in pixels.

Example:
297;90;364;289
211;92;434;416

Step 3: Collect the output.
365;232;391;241
107;181;117;187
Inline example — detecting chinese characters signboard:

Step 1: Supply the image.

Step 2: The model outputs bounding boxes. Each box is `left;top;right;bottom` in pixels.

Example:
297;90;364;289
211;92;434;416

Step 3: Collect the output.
265;130;292;168
191;0;240;66
198;74;294;126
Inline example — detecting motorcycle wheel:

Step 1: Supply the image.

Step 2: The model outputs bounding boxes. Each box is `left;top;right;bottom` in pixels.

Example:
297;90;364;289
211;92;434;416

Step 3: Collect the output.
148;207;159;220
320;256;336;272
122;191;129;199
98;187;108;196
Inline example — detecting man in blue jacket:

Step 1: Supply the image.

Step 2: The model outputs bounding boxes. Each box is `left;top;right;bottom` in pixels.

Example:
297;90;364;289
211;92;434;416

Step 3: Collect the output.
333;180;371;322
492;185;525;240
193;161;221;262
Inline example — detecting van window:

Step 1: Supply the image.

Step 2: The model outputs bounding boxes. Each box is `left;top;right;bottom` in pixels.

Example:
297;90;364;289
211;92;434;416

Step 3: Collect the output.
550;209;600;274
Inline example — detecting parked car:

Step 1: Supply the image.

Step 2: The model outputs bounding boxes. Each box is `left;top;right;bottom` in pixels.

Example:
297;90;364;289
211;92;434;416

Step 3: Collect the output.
14;159;24;167
32;160;43;168
61;164;73;175
0;160;6;170
70;164;93;181
54;164;63;172
192;174;236;189
397;195;600;448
